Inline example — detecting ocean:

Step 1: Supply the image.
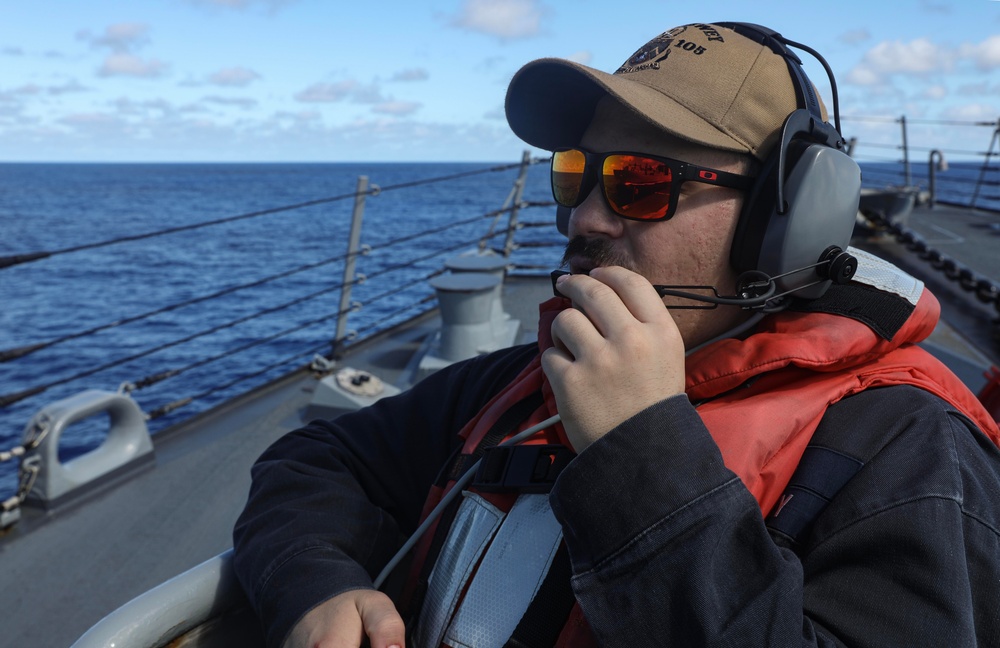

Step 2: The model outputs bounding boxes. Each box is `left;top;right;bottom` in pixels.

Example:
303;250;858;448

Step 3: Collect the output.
0;160;561;497
0;159;996;498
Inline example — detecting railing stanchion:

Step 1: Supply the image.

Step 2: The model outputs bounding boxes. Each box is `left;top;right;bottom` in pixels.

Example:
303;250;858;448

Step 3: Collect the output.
928;150;946;208
900;115;911;186
970;118;999;210
334;176;369;356
503;151;531;257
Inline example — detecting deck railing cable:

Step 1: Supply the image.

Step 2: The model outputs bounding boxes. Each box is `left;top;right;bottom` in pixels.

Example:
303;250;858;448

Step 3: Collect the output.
843;114;1000;211
0;206;547;411
0;155;557;518
146;341;333;420
0;159;540;272
0;249;355;364
0;204;535;365
134;211;545;418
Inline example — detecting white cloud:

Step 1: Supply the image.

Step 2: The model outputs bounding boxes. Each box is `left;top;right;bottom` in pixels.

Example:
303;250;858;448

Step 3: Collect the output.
844;66;882;86
957;81;1000;96
294;79;387;105
112;97;173;115
566;51;592;65
208;67;261;87
941;102;1000;122
961;34;1000;70
845;38;954;86
921;85;948;99
294;80;358;103
372;101;421;116
350;83;385;104
920;0;951;14
12;84;42;96
865;38;952;74
450;0;546;40
188;0;298;11
59;112;124;128
203;95;258;109
391;68;429;82
99;53;169;78
83;23;151;53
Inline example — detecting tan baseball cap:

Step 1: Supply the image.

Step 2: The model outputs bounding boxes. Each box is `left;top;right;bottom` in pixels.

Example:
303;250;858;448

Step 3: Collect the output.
505;22;827;161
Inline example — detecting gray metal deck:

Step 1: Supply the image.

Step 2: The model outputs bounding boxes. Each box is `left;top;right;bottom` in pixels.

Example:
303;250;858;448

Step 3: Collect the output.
3;205;999;645
0;276;552;647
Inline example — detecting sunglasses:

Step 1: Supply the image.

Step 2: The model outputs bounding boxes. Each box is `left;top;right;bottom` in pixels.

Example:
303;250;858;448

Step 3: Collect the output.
551;148;756;221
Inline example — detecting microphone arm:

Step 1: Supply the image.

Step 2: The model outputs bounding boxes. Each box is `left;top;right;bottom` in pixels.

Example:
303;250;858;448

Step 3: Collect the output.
550;246;856;310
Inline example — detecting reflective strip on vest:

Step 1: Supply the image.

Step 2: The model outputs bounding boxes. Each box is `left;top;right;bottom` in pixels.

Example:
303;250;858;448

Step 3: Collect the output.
414;492;506;648
443;493;563;648
848;247;923;305
414;492;564;648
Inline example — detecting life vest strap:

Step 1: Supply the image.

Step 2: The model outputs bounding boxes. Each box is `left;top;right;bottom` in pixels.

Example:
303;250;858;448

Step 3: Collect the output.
765;444;865;544
473;444;574;493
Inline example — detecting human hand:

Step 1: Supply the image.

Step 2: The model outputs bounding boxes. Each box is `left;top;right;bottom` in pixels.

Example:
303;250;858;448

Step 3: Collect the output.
282;589;405;648
542;266;686;452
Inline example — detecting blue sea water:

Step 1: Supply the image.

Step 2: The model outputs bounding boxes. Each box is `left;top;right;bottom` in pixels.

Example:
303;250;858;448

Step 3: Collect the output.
0;159;996;498
0;160;561;497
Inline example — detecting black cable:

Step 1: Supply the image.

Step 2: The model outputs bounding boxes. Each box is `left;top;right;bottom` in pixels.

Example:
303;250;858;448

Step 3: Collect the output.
782;37;842;134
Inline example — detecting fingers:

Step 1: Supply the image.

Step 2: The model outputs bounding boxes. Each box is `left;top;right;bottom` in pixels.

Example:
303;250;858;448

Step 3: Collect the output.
556;267;668;335
283;589;405;648
357;591;406;648
542;265;686;452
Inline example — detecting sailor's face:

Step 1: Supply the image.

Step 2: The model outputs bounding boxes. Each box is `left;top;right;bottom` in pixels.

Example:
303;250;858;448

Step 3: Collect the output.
565;98;751;347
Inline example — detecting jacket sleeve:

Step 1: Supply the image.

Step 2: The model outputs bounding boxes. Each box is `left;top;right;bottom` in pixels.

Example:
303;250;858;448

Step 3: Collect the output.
549;385;1000;646
232;343;536;648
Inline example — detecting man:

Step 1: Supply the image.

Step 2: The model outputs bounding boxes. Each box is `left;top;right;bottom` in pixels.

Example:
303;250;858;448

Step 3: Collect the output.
234;22;1000;647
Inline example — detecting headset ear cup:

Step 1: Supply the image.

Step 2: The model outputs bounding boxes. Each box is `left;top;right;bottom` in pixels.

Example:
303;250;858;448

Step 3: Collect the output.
730;151;780;274
744;141;862;300
730;136;861;301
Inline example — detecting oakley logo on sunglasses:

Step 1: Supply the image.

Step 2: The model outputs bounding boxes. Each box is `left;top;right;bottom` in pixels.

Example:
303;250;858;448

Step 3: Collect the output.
551;148;755;221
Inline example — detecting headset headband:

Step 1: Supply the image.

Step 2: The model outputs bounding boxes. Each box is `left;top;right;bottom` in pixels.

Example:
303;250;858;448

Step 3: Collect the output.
714;22;822;123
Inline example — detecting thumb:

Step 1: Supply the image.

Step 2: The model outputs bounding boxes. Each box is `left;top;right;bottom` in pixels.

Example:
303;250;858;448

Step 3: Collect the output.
357;591;406;648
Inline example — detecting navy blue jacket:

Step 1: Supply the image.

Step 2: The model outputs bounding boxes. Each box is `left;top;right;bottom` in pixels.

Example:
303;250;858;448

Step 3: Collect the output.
233;342;1000;647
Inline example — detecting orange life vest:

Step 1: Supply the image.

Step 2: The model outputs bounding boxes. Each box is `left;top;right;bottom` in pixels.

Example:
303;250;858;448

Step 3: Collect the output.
407;284;1000;646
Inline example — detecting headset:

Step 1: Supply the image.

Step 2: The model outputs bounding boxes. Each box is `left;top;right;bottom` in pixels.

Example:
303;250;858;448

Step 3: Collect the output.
555;23;862;310
718;22;861;304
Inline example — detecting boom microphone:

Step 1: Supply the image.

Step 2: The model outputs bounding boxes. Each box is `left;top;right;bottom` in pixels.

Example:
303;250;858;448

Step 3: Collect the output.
551;246;857;311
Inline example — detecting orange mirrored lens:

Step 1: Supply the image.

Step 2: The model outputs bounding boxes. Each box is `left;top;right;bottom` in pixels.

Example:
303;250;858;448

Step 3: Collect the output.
602;154;674;220
551;149;586;206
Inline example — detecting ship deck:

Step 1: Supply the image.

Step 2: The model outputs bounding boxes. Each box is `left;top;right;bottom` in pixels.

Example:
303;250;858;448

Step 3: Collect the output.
0;274;551;647
2;202;998;647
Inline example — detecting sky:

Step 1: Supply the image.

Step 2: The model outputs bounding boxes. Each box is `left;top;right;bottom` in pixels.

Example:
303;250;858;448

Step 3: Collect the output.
1;0;999;163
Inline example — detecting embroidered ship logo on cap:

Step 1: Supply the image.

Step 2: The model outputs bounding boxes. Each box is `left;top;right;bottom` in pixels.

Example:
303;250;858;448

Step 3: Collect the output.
616;33;674;74
616;24;724;75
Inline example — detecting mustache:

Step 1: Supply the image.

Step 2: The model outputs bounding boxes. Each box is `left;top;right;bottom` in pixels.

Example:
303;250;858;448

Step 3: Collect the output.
561;236;636;272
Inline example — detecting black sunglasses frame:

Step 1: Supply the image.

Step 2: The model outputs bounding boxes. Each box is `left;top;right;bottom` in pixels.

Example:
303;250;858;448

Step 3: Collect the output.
551;148;756;222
